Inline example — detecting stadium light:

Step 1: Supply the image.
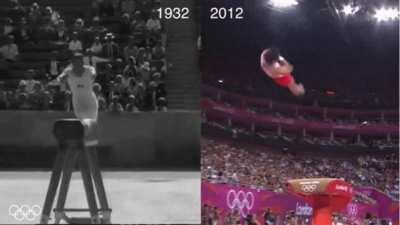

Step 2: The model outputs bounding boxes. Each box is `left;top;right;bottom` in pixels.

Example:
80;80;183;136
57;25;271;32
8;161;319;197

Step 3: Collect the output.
341;4;360;16
373;7;399;22
269;0;298;8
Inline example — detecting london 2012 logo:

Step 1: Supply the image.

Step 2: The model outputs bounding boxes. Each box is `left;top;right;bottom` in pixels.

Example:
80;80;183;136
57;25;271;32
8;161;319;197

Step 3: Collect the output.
226;189;255;217
8;204;41;221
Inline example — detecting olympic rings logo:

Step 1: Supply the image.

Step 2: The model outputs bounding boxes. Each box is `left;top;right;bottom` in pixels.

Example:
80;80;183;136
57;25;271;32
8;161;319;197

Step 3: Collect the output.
301;184;317;193
226;189;255;217
8;204;41;221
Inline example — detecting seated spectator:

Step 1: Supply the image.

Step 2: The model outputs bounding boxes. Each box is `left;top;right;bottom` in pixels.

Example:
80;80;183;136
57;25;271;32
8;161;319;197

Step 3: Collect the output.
108;95;124;112
28;82;45;109
41;91;52;110
123;56;138;78
89;16;107;36
0;35;19;62
49;85;67;110
127;79;140;98
98;97;107;111
156;97;168;112
130;11;146;32
90;36;103;55
112;58;124;74
13;17;31;43
0;55;6;71
2;18;14;36
0;83;7;109
96;63;115;95
91;0;101;14
39;17;56;40
5;91;17;109
110;0;121;14
55;19;69;42
136;0;153;18
146;12;162;33
121;0;136;15
19;69;38;93
43;6;60;25
48;51;60;77
151;41;165;60
109;74;126;97
68;32;83;53
93;82;105;98
72;18;85;34
155;82;167;98
136;47;151;64
152;71;163;83
132;17;147;33
144;81;158;110
138;61;151;83
123;36;139;62
119;13;132;35
93;83;107;111
125;95;139;112
28;2;42;25
99;0;115;17
17;93;32;110
7;0;26;22
121;70;134;88
102;33;119;59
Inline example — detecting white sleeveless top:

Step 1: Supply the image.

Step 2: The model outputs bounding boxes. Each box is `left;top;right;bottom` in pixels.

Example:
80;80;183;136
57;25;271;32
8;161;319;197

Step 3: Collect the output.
60;65;98;120
62;65;96;96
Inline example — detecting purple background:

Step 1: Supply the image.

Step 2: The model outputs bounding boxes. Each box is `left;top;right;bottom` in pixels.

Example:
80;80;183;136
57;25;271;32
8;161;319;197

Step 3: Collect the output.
202;182;399;225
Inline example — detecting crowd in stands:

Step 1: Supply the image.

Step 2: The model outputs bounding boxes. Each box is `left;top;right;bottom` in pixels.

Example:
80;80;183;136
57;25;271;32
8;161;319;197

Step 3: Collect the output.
0;0;168;112
201;138;399;200
201;138;398;224
204;74;397;110
202;203;392;225
204;87;399;125
203;115;398;151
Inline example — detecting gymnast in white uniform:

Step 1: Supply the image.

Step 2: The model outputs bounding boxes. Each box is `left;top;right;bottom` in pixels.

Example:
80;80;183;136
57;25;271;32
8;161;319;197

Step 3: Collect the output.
57;53;98;122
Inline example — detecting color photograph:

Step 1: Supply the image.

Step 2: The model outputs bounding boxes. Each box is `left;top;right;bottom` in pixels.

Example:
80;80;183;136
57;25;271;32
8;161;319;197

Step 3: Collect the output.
200;0;399;224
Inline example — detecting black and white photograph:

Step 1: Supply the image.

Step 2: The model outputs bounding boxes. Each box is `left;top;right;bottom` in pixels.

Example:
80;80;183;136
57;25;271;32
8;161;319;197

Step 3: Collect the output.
0;0;201;224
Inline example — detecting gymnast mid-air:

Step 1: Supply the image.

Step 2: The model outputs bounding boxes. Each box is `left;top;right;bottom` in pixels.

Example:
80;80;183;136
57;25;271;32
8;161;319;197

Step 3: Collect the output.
260;47;305;96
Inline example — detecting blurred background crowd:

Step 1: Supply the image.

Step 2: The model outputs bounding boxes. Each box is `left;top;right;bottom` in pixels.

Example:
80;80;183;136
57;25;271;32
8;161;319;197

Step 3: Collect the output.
202;203;393;225
202;138;399;200
201;137;398;225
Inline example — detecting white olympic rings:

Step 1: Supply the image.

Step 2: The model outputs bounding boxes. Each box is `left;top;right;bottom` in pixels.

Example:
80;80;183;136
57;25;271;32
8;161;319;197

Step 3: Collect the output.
226;189;255;217
301;184;317;193
8;204;41;221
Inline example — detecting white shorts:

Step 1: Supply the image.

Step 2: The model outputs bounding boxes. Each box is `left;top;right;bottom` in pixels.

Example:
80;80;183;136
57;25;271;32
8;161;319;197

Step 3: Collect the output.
72;92;98;121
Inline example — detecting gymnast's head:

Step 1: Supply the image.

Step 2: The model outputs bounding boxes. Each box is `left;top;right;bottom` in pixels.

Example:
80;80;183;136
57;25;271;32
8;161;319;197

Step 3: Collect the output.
71;52;84;68
263;47;281;64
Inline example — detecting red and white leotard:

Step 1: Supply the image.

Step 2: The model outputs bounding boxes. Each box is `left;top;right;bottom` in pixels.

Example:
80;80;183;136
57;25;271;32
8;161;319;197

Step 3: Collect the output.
260;49;294;88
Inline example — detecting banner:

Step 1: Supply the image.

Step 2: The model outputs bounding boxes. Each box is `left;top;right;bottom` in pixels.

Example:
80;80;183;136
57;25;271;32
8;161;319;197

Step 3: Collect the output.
202;99;398;136
202;85;398;117
202;182;399;225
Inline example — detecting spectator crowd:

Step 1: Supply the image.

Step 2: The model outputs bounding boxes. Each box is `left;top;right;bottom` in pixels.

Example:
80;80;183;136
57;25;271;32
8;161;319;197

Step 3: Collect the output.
201;137;398;225
203;116;398;151
0;0;168;112
201;138;399;200
202;203;393;225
